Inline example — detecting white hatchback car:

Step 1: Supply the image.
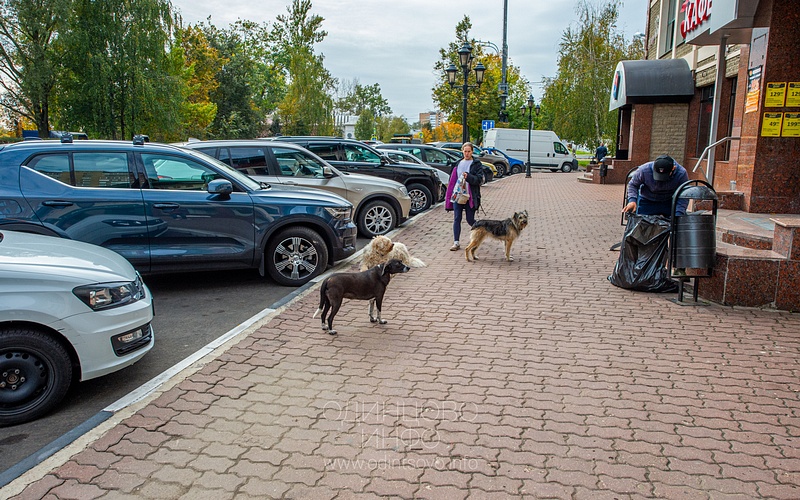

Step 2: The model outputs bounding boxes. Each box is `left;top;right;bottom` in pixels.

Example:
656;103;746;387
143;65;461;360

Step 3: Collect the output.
0;230;154;426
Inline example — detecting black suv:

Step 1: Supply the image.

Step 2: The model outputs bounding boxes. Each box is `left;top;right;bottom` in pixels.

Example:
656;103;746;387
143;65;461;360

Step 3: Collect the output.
269;137;443;215
0;136;357;286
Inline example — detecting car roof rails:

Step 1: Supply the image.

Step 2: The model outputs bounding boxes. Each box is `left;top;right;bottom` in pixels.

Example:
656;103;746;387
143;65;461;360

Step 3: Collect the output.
133;134;150;145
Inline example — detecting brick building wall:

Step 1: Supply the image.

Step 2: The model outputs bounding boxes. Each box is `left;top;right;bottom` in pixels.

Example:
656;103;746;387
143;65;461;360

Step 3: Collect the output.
650;103;689;164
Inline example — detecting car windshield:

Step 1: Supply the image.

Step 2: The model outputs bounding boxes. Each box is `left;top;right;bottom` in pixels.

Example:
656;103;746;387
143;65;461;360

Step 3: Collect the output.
180;148;262;191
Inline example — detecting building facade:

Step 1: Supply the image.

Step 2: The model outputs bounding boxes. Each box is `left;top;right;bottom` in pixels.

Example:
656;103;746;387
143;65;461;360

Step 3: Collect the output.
610;0;799;214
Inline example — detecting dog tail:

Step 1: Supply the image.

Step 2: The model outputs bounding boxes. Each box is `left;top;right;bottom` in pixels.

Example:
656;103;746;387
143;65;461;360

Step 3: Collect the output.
313;279;328;318
408;257;426;268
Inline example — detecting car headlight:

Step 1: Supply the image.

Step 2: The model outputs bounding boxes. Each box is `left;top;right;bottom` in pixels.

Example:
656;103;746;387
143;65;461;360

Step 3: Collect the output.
325;206;353;222
73;275;145;311
398;186;409;196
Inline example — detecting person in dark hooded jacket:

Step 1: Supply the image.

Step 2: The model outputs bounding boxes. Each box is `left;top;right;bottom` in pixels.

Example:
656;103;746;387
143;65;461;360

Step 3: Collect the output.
444;142;483;251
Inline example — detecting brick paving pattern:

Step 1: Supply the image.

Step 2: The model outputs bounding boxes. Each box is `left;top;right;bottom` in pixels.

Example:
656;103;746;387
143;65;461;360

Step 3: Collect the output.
5;173;800;499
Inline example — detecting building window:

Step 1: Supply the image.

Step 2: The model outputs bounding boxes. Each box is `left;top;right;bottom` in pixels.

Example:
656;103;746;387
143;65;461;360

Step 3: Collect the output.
663;0;678;54
724;76;738;160
696;85;714;157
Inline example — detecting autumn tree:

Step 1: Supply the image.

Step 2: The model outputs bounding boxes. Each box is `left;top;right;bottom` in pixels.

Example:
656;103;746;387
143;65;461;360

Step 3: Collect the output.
0;0;70;138
172;25;226;140
432;16;531;143
271;0;335;135
539;0;640;149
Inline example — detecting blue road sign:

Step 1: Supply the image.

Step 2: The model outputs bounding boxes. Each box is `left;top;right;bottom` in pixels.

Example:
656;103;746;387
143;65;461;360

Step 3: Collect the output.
482;120;495;131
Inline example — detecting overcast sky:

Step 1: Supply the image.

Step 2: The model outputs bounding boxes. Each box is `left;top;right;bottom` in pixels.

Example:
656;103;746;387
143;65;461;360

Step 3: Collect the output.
171;0;647;122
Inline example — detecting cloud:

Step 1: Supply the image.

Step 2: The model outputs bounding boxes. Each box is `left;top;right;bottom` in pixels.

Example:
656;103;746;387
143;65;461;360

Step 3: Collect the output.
172;0;646;122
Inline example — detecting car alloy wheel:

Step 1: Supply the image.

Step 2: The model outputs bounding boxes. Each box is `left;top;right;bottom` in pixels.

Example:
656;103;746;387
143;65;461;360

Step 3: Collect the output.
0;329;72;427
407;183;432;216
359;200;396;237
266;227;329;286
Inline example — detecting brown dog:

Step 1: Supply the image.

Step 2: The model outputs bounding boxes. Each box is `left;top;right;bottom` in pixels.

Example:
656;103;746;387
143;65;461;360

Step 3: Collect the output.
313;259;410;335
465;210;529;262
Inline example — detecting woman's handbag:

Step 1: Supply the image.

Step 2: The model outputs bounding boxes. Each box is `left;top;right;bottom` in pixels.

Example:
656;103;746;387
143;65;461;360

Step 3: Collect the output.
451;174;470;205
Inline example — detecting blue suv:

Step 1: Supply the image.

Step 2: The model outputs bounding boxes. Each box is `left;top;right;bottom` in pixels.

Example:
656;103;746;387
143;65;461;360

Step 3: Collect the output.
0;137;357;286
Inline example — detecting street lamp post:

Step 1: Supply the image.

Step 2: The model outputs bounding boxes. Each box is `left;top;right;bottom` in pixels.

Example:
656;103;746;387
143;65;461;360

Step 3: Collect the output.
446;42;485;144
520;94;540;178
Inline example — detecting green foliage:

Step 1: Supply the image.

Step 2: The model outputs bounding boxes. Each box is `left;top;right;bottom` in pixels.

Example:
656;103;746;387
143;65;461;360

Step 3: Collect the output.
56;0;182;140
431;16;531;143
354;109;374;140
271;0;335;136
378;116;410;142
0;0;71;137
337;81;391;116
172;25;226;140
539;0;641;149
199;21;271;139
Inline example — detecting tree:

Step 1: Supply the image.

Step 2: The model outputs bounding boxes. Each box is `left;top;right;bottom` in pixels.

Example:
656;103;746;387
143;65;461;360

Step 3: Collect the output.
431;16;531;143
0;0;70;138
271;0;335;136
354;109;374;140
173;25;226;140
378;115;410;142
57;0;182;140
539;0;639;149
337;81;391;117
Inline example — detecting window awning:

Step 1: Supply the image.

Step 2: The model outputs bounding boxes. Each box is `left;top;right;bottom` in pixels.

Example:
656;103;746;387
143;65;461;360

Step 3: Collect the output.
609;59;695;111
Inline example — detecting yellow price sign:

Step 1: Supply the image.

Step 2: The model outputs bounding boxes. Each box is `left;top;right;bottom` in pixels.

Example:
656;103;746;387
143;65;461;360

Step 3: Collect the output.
787;82;800;107
761;112;783;137
783;112;800;137
765;82;786;107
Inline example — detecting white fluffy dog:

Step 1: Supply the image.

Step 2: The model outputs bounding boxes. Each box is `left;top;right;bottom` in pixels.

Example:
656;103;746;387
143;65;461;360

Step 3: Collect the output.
360;235;426;271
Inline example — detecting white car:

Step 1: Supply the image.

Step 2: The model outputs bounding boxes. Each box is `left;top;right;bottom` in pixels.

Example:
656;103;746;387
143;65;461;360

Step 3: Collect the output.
0;230;154;426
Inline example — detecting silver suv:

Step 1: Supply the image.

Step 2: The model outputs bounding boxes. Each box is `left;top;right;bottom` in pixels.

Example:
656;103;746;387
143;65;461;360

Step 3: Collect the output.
181;140;412;238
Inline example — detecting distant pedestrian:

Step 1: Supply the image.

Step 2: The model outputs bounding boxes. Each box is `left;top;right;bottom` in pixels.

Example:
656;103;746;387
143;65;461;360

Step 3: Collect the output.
595;142;608;162
623;155;689;216
444;142;483;251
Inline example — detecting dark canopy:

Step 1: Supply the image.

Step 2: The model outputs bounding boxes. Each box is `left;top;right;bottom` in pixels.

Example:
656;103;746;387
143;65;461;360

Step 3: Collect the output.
609;59;695;111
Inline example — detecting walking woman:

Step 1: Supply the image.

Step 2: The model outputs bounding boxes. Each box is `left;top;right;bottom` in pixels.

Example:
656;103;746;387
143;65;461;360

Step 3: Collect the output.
444;142;483;251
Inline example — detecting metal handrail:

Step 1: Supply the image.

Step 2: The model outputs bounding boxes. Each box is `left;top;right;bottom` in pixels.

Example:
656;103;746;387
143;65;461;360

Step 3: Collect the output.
692;136;740;181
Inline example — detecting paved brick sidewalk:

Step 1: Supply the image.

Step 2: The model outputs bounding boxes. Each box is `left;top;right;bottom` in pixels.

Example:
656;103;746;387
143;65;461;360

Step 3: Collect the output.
5;173;800;499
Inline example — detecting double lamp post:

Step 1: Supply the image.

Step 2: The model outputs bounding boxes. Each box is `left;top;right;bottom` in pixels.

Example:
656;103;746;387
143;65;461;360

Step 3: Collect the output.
521;94;540;178
446;42;485;144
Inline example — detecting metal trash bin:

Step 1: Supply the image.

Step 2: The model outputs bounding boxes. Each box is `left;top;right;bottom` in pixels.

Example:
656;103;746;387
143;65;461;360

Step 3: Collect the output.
668;180;718;303
673;213;716;269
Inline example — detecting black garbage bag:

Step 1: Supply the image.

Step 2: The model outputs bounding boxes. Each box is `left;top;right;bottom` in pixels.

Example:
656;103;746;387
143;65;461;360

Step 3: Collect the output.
608;214;678;293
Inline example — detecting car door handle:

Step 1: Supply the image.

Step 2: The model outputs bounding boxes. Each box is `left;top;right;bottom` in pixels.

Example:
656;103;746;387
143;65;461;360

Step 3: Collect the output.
42;200;73;207
284;181;298;185
153;203;180;210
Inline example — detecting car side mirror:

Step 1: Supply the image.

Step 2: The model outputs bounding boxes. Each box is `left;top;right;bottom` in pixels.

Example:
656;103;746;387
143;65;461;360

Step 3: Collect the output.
207;179;233;196
322;166;335;178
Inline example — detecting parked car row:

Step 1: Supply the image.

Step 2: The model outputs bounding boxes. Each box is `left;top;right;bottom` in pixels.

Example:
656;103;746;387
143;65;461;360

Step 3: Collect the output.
0;136;357;287
265;136;443;215
179;140;412;238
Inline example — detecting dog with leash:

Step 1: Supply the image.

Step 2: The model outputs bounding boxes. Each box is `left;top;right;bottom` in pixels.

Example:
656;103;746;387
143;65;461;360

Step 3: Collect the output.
465;210;529;262
313;259;410;335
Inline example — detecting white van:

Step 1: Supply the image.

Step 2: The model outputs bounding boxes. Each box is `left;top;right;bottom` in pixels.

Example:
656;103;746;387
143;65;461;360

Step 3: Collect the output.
484;129;577;173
